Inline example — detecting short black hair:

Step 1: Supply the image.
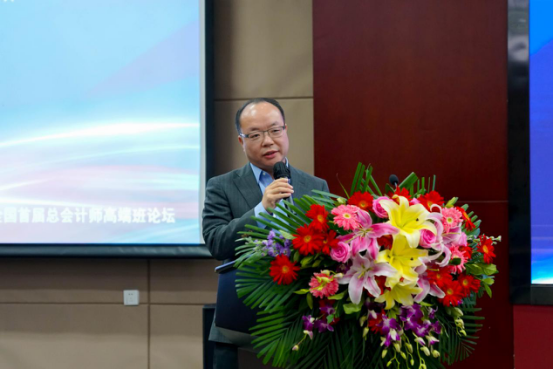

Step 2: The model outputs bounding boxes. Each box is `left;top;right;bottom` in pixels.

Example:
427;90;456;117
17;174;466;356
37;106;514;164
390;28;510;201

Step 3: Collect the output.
235;98;285;134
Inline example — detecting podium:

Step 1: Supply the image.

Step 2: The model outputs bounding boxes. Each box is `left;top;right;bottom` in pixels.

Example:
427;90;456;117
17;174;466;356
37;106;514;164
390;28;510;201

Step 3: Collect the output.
214;261;260;345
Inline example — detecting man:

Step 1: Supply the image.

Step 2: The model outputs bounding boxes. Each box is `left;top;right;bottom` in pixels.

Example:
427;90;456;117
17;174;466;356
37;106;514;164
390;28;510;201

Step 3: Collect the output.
202;98;329;368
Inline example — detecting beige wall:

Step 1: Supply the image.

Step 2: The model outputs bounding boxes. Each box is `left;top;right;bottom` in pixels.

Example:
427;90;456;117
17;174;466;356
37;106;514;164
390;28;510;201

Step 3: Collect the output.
212;0;314;175
0;1;314;369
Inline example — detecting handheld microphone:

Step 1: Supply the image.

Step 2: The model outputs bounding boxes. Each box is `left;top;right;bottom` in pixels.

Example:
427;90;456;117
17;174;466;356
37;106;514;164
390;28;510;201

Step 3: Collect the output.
273;162;292;204
273;162;291;181
389;174;399;188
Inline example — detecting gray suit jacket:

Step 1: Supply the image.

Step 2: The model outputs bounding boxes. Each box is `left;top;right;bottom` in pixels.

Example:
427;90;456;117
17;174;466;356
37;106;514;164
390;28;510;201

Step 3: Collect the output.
203;163;329;262
202;163;329;343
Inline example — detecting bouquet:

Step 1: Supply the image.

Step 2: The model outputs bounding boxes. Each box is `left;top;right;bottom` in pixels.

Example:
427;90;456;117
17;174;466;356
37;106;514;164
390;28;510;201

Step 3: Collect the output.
234;164;499;369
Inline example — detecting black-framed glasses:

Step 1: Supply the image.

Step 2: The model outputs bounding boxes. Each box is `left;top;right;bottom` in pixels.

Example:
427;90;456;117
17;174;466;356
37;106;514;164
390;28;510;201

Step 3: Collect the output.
239;125;286;142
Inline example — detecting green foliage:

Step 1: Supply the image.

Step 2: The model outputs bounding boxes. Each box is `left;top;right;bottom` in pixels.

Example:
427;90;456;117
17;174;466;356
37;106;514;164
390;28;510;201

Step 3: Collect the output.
343;300;363;314
251;308;303;367
350;163;384;197
437;295;482;365
236;263;303;312
399;172;419;192
414;175;437;197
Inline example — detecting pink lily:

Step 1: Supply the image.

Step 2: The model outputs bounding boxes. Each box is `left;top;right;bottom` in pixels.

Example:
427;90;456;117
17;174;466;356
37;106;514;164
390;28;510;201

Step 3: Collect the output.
414;264;445;302
422;212;451;267
442;226;463;246
338;253;397;304
338;210;398;260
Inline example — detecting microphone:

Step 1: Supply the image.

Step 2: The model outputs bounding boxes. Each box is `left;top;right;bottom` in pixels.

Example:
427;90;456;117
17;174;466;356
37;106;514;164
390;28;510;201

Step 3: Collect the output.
273;162;292;205
389;174;399;188
273;162;291;181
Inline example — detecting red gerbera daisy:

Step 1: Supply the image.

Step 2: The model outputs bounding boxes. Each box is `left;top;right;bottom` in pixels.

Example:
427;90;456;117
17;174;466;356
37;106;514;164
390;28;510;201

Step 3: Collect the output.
377;234;393;250
427;268;453;289
306;204;329;231
460;246;473;261
368;313;384;333
457;207;476;231
387;187;411;203
477;235;496;264
320;230;339;255
348;191;374;212
439;280;464;307
375;275;388;294
269;255;300;285
418;191;445;212
292;224;324;255
457;274;481;294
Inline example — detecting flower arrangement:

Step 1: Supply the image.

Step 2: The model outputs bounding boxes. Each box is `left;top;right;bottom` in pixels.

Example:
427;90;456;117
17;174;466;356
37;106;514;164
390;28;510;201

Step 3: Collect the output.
234;164;499;369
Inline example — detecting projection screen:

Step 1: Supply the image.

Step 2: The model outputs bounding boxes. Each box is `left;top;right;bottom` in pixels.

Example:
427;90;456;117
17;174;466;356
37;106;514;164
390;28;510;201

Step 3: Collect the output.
0;0;211;257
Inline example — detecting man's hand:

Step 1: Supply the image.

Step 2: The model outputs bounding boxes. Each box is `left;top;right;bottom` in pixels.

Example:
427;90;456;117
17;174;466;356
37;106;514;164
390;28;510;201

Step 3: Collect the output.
262;178;294;212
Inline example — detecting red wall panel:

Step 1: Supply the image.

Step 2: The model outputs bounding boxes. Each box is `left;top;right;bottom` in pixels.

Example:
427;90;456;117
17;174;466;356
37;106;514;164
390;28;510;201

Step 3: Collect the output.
313;0;507;201
514;305;553;369
313;1;512;368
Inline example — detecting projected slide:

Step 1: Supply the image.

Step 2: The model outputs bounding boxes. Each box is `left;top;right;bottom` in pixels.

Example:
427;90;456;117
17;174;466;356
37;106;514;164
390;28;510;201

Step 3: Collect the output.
531;0;553;282
0;1;203;244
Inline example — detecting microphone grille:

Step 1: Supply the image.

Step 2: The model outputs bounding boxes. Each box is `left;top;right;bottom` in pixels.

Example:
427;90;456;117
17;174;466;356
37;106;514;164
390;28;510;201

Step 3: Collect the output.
273;162;290;180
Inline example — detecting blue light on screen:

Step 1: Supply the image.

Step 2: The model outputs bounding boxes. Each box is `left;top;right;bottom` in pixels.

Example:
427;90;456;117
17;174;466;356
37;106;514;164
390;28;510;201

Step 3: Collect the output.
0;0;203;244
530;0;553;283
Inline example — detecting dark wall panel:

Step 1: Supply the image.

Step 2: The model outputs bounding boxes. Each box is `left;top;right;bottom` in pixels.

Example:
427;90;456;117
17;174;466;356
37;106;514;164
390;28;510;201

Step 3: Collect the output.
514;305;553;369
313;0;507;201
313;1;512;368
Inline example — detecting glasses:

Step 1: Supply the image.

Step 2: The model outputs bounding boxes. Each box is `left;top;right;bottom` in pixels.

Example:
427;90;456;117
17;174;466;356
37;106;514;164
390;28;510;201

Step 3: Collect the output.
239;125;286;142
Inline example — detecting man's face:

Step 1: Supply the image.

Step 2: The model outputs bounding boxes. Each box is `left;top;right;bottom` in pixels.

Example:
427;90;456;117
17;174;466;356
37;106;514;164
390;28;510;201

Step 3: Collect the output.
238;102;289;176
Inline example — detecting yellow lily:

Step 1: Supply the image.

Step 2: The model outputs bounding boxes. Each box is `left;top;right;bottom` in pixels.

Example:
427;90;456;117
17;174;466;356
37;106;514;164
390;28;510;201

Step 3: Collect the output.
379;196;437;248
377;235;428;282
374;276;423;310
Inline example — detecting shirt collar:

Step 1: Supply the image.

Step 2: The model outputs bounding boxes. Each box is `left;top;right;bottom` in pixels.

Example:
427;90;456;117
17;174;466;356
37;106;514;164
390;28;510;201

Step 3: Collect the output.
250;158;289;183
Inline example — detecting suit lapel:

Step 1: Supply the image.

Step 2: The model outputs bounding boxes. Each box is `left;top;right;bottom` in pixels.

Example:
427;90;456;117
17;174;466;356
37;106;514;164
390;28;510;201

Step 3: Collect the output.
232;164;313;209
289;166;310;200
233;164;263;209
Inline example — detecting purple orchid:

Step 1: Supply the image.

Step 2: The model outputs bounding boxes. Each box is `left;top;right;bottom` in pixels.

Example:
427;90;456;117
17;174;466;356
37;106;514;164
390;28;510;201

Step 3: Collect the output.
401;304;423;321
413;323;430;338
411;318;441;340
319;300;336;316
365;301;384;320
426;334;439;346
432;321;442;335
400;304;424;332
302;315;315;339
302;315;314;330
401;314;419;332
383;329;401;347
428;307;437;320
338;253;397;304
314;319;334;333
338;210;398;260
413;319;435;338
377;316;401;347
378;315;399;335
